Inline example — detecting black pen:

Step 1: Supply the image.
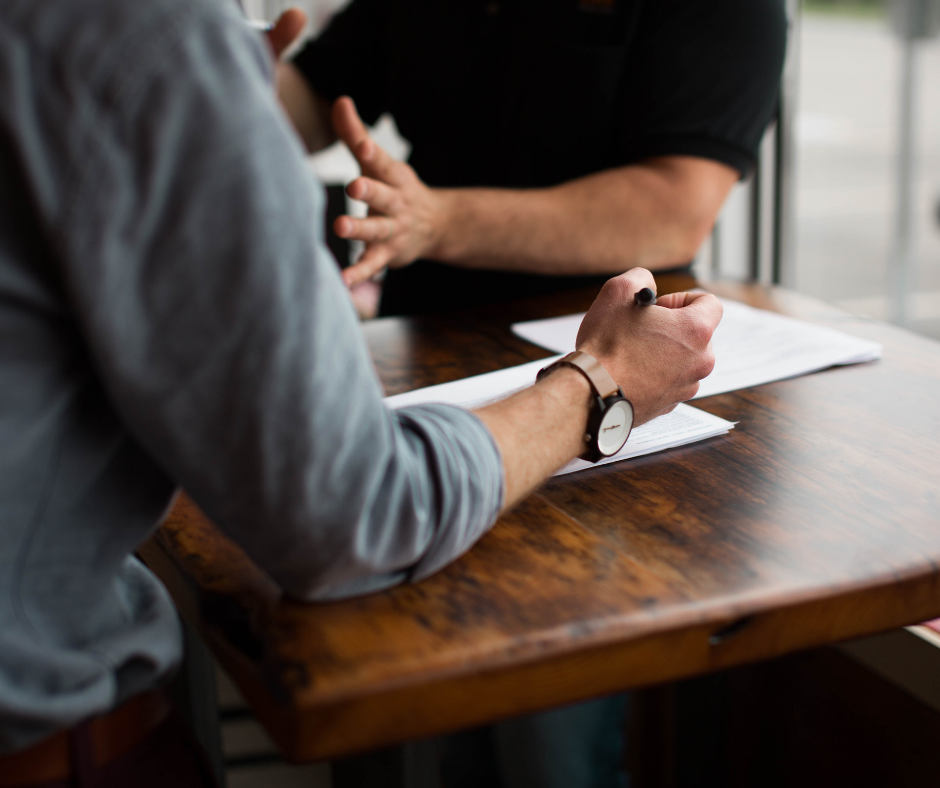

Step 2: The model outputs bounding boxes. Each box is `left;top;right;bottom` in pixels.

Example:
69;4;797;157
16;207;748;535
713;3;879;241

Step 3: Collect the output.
635;287;657;306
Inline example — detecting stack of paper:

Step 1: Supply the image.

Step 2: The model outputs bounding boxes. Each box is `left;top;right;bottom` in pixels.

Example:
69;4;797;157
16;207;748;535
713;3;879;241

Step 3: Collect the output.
385;299;880;476
510;297;882;399
385;360;734;476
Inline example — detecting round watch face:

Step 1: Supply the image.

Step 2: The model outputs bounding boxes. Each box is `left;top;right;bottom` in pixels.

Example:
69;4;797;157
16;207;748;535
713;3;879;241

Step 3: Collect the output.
597;400;633;457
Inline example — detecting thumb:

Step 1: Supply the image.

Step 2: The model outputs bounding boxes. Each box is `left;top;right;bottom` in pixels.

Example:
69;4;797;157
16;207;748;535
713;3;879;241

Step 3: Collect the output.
266;8;307;59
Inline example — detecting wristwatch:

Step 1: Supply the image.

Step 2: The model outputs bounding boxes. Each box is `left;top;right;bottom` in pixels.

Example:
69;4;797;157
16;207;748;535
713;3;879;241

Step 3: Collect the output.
536;351;634;463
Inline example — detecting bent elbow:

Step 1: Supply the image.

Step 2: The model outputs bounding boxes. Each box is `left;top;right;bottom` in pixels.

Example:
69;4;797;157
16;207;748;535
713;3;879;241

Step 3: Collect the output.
678;211;717;262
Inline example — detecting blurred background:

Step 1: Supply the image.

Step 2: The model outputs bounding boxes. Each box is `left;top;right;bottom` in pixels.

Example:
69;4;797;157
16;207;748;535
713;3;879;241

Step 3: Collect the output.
796;0;940;338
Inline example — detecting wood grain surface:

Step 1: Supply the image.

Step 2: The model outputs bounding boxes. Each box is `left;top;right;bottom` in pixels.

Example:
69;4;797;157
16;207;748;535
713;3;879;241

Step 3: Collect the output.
140;274;940;761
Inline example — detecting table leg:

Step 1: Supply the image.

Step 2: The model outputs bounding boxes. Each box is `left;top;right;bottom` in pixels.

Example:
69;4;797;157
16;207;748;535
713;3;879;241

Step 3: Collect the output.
332;739;442;788
168;620;227;788
403;738;443;788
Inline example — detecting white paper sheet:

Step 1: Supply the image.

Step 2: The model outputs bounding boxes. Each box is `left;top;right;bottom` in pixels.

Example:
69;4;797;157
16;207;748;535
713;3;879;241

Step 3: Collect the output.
385;358;734;476
511;298;882;399
554;404;732;476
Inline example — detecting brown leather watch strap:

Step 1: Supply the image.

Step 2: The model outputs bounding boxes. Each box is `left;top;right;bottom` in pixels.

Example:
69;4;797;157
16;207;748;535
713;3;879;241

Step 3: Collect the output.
539;351;620;399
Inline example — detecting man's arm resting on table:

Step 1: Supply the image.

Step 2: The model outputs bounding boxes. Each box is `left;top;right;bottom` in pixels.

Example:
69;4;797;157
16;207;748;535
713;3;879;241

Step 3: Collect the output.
476;270;721;512
53;8;511;603
425;157;738;276
270;81;737;284
475;367;592;511
325;98;738;285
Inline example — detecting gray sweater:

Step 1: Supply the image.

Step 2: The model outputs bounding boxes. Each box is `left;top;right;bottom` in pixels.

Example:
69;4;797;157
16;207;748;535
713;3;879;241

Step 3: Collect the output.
0;0;503;753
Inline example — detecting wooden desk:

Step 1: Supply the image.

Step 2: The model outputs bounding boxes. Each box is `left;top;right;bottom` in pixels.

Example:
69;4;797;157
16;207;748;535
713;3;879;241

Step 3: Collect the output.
140;277;940;763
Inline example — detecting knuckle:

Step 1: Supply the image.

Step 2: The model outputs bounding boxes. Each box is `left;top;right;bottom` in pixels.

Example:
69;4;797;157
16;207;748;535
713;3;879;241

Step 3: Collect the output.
711;295;724;320
601;274;632;301
623;267;653;288
699;294;723;326
601;268;653;305
697;347;716;380
685;316;713;348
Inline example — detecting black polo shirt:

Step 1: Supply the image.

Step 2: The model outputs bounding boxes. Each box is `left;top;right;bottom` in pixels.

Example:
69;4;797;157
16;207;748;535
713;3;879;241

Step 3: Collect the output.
295;0;787;315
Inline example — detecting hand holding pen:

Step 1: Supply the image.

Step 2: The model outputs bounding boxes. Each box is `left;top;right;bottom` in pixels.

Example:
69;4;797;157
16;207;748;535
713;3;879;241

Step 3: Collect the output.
575;269;721;424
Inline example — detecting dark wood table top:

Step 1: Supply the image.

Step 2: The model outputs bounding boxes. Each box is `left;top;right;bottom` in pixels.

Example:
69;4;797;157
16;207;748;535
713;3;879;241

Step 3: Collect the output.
140;275;940;762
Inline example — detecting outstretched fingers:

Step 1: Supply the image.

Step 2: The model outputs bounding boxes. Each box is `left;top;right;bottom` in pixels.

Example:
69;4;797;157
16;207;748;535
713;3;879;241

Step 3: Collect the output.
346;177;399;216
331;96;369;154
334;215;396;244
331;97;402;184
342;246;393;287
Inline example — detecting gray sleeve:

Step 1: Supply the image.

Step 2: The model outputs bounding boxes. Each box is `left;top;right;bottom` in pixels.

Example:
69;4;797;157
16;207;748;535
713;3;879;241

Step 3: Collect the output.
50;0;504;599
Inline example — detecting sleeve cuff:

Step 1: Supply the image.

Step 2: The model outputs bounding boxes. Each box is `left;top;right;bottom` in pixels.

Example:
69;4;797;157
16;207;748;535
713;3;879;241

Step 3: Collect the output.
397;404;505;584
629;134;758;179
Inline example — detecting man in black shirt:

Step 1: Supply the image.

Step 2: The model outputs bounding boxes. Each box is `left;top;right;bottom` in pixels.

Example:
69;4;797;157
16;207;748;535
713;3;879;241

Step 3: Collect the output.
279;0;787;316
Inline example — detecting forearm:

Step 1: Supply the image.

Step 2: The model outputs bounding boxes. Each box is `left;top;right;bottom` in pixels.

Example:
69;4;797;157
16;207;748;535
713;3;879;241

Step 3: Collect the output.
276;61;336;152
432;157;737;276
475;367;591;510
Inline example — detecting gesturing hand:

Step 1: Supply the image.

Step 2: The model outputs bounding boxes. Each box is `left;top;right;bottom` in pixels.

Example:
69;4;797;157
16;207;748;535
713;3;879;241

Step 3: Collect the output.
576;269;722;426
331;97;447;288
